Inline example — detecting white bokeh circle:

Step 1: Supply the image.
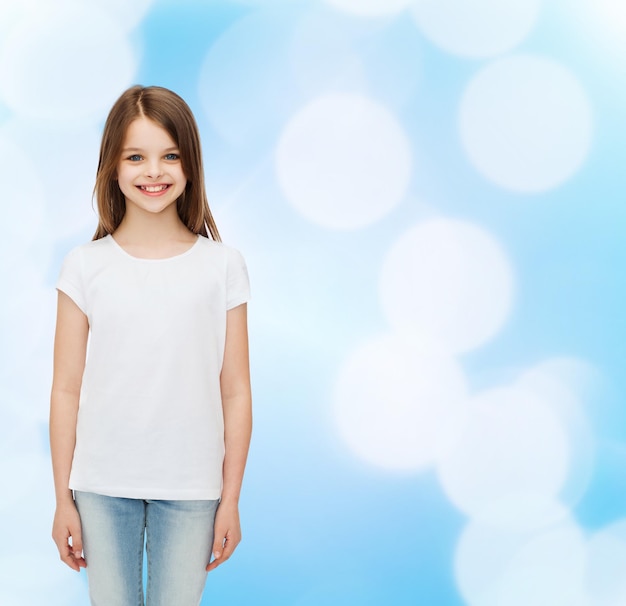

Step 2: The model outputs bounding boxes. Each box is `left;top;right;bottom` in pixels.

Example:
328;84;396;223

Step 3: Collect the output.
1;356;53;425
0;1;29;41
0;275;56;372
585;520;626;605
0;278;56;427
288;8;423;111
92;0;155;31
276;93;412;230
0;134;45;255
334;334;468;471
0;410;41;475
455;513;587;606
459;54;593;192
379;219;514;353
593;0;626;37
0;0;153;40
516;357;597;509
1;119;99;237
322;0;414;18
0;1;137;122
411;0;541;58
0;451;49;513
198;9;298;147
495;523;588;606
437;387;570;521
288;11;368;99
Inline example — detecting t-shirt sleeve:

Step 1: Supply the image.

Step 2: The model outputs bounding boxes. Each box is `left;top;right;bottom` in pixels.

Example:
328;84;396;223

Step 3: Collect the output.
56;247;88;315
226;247;251;310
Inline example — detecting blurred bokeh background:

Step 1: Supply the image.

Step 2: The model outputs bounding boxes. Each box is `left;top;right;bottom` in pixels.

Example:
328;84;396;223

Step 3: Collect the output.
1;0;625;604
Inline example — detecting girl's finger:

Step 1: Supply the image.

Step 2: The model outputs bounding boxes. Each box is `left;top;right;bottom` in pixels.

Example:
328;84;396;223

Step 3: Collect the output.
60;548;81;572
212;534;226;560
70;535;84;560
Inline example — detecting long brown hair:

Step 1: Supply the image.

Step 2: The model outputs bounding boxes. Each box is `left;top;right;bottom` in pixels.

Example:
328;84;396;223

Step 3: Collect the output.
92;85;220;241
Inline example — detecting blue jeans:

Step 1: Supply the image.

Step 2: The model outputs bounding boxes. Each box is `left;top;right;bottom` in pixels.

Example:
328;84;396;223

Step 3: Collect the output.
74;491;219;606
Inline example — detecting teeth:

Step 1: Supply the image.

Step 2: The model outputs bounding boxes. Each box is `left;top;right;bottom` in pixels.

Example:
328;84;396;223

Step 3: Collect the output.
141;185;168;192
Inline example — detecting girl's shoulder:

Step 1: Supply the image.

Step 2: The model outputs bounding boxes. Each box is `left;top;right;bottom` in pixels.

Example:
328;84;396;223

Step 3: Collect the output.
65;235;112;253
60;235;115;264
196;235;247;261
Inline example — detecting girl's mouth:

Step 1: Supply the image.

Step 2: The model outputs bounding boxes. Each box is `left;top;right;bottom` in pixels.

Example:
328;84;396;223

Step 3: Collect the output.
138;184;170;193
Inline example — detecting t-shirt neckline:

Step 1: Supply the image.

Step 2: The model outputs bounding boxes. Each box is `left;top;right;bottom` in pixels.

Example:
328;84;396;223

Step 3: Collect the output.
107;234;202;261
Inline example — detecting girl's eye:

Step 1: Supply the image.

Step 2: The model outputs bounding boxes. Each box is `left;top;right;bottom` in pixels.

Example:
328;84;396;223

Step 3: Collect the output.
128;154;142;162
164;153;179;161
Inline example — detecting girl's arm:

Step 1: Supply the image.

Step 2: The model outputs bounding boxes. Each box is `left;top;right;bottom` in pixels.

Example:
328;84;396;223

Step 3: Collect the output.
208;302;252;572
50;291;89;571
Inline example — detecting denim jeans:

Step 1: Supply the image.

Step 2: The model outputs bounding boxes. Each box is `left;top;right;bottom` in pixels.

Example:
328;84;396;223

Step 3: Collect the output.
74;491;219;606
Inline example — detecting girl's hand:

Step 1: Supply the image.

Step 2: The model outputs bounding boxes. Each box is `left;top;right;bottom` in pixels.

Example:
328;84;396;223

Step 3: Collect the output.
52;500;86;571
207;501;241;572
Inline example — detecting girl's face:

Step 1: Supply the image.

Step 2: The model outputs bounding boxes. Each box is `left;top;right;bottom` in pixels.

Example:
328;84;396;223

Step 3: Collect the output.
117;117;187;218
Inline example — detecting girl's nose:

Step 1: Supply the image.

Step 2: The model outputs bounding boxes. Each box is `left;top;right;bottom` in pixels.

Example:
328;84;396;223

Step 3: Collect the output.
145;160;163;179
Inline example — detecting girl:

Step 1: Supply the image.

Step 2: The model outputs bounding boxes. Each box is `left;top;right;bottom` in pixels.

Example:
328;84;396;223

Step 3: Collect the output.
49;85;252;606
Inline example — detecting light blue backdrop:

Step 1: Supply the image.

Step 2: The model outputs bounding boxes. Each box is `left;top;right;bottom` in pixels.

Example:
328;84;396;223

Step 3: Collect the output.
1;0;625;604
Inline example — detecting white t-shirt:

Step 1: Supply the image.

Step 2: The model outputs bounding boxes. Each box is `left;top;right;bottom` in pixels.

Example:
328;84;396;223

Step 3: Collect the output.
56;234;250;500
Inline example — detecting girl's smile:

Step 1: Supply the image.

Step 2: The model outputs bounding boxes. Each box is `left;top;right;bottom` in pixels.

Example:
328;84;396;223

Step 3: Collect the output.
137;183;172;194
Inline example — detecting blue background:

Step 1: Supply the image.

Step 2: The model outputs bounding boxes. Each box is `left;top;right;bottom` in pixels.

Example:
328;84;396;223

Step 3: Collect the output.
0;0;625;604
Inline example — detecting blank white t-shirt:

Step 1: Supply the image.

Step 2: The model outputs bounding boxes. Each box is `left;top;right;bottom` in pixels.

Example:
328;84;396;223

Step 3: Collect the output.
56;234;250;500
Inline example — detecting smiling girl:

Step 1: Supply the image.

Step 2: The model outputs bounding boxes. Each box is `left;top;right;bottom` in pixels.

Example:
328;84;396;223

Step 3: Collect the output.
49;86;252;606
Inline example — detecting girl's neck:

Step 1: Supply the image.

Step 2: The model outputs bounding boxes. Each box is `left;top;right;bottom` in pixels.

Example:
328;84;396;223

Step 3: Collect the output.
112;207;196;251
